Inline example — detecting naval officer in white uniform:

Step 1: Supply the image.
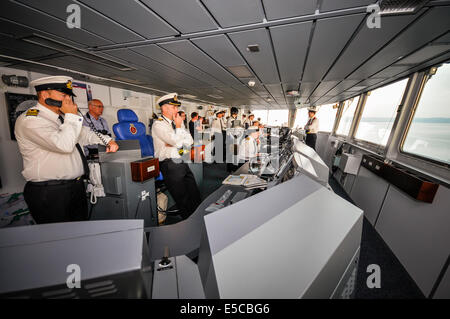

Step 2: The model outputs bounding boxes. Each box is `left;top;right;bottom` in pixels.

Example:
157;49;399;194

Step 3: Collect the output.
238;126;261;162
151;93;201;219
14;76;119;224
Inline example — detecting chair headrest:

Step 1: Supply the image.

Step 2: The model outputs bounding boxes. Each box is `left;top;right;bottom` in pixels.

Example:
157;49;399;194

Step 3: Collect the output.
117;109;138;122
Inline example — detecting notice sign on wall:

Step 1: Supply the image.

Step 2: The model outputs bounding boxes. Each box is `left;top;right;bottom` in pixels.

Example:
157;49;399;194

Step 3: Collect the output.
72;82;91;111
5;92;38;141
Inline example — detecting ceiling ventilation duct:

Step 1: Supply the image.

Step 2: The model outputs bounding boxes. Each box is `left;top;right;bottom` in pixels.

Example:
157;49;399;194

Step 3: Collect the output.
21;34;136;71
379;0;430;15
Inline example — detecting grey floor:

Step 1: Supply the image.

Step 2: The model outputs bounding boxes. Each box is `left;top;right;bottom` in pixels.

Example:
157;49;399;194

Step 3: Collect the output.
200;163;425;299
328;176;424;298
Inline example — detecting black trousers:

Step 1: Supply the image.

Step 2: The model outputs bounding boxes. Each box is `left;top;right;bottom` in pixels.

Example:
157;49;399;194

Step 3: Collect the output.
305;133;317;150
24;179;88;224
159;160;202;219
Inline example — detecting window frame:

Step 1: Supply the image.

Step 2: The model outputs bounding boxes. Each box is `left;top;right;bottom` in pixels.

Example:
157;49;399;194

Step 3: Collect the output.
334;95;362;138
352;77;410;152
399;65;450;169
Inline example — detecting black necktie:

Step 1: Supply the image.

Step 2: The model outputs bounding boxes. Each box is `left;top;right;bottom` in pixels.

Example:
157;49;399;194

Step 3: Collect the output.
171;122;176;130
59;115;90;179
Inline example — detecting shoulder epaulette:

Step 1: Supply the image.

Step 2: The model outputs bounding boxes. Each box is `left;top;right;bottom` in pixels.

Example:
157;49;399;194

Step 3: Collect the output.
25;109;39;117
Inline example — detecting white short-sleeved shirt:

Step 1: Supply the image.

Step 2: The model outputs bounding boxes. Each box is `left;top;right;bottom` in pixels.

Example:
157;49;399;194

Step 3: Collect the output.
14;103;112;182
151;115;193;161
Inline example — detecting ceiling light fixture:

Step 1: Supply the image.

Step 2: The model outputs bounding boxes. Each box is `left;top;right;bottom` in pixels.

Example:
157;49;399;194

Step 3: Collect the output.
286;90;300;96
246;44;260;53
207;94;223;99
379;0;429;15
248;80;256;87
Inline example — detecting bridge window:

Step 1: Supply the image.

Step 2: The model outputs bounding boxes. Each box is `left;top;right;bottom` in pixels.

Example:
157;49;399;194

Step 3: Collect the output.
336;96;360;136
267;109;289;126
293;108;308;130
355;78;408;146
316;104;338;132
251;110;269;124
402;62;450;165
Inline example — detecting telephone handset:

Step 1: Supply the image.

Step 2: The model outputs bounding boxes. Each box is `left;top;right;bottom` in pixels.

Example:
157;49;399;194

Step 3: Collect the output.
48;96;110;146
45;98;63;107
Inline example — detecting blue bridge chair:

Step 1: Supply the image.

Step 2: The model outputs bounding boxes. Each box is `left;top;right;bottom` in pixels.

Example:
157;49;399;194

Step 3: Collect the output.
113;109;163;181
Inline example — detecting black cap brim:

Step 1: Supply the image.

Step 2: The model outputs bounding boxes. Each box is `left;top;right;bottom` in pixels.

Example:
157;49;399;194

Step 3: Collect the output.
35;83;76;97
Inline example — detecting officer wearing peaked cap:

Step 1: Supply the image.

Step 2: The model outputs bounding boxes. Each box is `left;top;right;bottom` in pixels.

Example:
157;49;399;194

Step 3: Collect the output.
14;76;119;224
304;106;319;150
238;126;260;162
151;93;201;220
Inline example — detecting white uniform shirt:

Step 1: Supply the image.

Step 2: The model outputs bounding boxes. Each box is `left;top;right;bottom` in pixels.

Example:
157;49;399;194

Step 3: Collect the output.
211;117;224;133
238;135;259;161
14;103;112;182
305;117;319;134
151;115;193;161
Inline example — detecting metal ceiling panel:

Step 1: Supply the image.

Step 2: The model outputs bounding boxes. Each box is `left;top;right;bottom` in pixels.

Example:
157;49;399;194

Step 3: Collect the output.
262;0;317;20
324;13;418;81
274;97;287;105
0;35;58;59
215;87;253;103
302;14;365;82
396;44;450;65
0;1;112;47
0;18;38;38
40;56;118;78
310;80;339;97
325;79;360;96
299;81;318;97
141;0;217;33
131;44;225;86
232;85;261;98
371;65;411;79
17;0;143;44
434;31;450;44
320;0;375;12
265;84;285;98
101;49;210;88
202;0;264;28
191;35;245;66
228;28;280;84
355;78;385;87
79;0;177;39
314;96;333;105
348;7;450;80
159;40;243;86
270;21;312;84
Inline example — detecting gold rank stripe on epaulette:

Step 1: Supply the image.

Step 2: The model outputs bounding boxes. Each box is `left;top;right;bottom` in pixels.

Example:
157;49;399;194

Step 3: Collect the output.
158;118;163;121
246;137;250;140
25;109;39;117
